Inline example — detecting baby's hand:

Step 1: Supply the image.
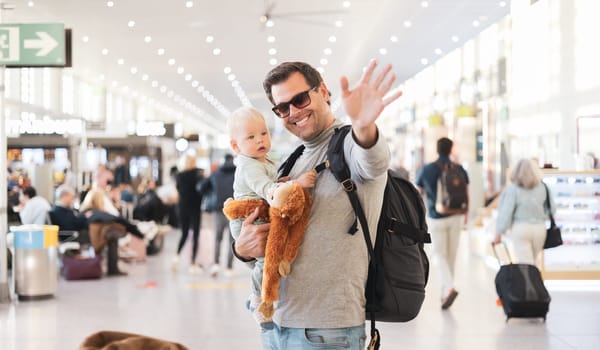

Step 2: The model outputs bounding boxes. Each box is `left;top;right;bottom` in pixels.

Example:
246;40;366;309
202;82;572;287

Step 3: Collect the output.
295;170;316;188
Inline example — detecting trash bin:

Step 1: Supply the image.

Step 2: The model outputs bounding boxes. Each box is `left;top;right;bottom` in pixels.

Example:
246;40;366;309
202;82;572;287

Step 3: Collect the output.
11;225;59;300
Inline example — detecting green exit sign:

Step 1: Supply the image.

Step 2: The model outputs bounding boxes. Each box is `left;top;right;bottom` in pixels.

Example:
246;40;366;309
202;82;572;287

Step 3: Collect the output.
0;23;65;66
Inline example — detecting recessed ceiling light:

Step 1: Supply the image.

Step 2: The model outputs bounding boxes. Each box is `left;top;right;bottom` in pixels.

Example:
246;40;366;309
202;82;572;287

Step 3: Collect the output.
185;74;192;81
82;36;89;43
192;80;199;87
160;86;167;93
434;48;443;55
335;20;343;28
472;20;480;27
117;58;124;65
451;35;459;42
206;35;214;43
224;66;232;74
328;36;336;43
142;74;149;81
106;1;114;7
130;67;138;74
157;48;165;55
267;36;276;43
101;48;109;55
317;67;325;74
320;58;328;65
151;81;158;87
268;48;277;55
420;58;428;65
127;20;135;28
403;20;412;28
390;35;398;43
213;48;221;55
197;86;204;93
185;1;193;8
177;67;185;74
499;1;507;7
144;36;152;43
379;48;388;55
324;48;332;55
168;58;176;65
266;20;274;27
227;74;236;81
269;58;277;65
342;1;351;8
421;1;429;8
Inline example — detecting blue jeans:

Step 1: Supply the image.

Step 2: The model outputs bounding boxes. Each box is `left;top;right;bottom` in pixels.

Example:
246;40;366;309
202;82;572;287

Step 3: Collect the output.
261;323;366;349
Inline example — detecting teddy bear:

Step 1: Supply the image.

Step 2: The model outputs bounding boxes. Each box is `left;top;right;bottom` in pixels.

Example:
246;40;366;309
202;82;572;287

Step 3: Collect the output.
222;181;311;318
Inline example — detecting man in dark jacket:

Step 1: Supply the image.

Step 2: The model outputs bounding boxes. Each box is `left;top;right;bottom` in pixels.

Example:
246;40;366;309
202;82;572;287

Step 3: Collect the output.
198;154;236;277
49;185;89;242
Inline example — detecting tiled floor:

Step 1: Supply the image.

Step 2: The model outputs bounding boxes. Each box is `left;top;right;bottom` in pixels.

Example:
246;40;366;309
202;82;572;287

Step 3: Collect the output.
1;215;599;349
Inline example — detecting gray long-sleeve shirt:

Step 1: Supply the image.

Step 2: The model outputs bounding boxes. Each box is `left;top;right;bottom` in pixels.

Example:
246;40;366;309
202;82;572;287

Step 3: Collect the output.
274;120;389;328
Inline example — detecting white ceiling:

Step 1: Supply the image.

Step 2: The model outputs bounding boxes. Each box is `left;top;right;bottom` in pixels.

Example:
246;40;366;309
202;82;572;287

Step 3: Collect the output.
4;0;509;134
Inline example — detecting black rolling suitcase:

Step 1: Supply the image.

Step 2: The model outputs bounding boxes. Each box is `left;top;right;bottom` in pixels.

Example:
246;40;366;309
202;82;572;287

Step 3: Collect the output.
492;243;550;321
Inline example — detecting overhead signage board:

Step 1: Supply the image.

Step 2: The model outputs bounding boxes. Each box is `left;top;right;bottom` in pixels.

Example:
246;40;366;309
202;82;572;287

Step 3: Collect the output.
0;23;66;66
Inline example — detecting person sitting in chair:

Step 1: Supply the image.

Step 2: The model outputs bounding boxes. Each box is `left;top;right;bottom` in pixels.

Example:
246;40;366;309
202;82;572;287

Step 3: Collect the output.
49;185;88;232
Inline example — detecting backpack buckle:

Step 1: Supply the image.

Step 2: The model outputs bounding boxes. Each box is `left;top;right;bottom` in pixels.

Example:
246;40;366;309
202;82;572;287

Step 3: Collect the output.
341;179;356;192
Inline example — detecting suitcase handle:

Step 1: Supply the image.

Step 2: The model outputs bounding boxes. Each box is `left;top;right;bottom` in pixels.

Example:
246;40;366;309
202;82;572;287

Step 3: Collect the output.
491;242;513;265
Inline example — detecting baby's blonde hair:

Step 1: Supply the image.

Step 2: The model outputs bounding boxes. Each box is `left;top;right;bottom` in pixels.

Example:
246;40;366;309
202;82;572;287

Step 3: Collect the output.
227;106;267;140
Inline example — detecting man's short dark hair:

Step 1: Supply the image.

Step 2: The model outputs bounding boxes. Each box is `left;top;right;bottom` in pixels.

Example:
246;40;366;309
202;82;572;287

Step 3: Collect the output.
224;153;234;162
437;137;453;157
23;186;36;198
263;62;330;106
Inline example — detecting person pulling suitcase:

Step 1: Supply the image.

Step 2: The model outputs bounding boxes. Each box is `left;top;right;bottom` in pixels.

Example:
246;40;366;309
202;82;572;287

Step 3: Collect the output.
492;242;551;322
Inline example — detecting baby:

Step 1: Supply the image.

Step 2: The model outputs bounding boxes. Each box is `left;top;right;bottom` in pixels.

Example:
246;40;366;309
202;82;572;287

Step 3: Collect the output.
226;106;315;329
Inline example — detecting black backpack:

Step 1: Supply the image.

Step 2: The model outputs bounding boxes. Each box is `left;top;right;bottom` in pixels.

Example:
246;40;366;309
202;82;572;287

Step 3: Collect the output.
435;161;469;215
279;125;431;350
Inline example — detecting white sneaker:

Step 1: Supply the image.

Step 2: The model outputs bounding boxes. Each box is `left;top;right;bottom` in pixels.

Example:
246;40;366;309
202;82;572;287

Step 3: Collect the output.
171;255;180;272
188;264;204;275
224;269;234;278
209;264;220;277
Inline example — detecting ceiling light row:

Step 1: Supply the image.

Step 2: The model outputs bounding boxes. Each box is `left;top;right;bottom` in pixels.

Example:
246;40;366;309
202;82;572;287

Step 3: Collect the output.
382;1;496;68
198;35;251;111
83;29;219;126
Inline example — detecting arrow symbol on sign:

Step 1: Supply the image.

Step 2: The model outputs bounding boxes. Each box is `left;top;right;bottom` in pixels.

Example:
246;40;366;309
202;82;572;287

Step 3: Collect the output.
24;31;58;57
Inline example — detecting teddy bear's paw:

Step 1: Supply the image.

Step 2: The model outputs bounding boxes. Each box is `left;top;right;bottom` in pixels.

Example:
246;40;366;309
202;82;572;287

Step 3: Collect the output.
258;302;274;319
278;260;291;277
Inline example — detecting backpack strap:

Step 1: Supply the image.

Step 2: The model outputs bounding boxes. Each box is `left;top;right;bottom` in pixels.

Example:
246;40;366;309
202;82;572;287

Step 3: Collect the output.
278;144;306;178
326;125;381;349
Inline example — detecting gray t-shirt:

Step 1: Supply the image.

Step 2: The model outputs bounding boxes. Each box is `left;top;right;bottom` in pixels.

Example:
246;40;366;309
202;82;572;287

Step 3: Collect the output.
274;120;389;328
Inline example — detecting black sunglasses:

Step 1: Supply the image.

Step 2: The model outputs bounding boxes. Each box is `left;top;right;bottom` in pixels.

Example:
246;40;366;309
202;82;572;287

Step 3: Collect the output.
272;87;318;118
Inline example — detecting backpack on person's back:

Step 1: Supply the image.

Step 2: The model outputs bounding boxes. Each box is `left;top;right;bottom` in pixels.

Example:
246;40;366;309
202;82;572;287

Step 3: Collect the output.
279;125;431;350
435;161;469;215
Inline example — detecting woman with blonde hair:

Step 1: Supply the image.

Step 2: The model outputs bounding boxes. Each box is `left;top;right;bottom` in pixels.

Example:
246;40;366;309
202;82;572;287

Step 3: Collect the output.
493;158;556;264
173;154;204;273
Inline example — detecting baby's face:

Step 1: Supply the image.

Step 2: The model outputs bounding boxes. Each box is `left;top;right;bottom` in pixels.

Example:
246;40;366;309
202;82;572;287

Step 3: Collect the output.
232;117;271;160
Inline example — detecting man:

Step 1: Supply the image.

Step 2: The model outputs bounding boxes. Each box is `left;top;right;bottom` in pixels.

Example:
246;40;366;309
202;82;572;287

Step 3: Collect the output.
49;185;88;232
415;137;469;310
18;186;51;225
198;154;236;278
233;59;401;349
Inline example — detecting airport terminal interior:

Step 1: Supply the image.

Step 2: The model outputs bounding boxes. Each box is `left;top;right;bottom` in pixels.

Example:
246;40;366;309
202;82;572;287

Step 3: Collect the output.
1;0;600;349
